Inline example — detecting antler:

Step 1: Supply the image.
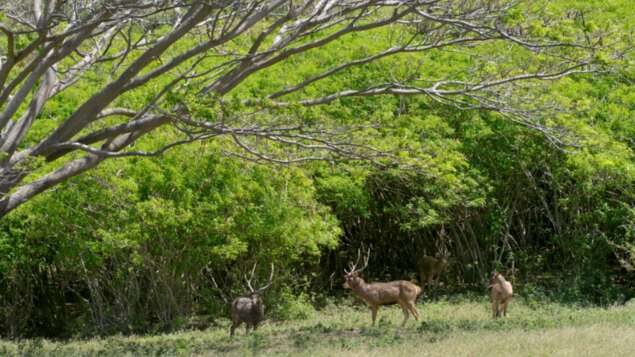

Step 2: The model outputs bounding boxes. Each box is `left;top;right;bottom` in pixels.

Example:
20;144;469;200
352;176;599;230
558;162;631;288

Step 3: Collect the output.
437;227;451;259
244;262;258;293
255;263;275;293
244;262;275;294
359;247;370;272
344;246;371;274
344;249;360;274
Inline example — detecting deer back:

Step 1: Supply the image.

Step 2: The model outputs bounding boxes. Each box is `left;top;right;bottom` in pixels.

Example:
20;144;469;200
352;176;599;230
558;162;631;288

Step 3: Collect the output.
351;278;421;306
419;256;448;279
232;294;265;323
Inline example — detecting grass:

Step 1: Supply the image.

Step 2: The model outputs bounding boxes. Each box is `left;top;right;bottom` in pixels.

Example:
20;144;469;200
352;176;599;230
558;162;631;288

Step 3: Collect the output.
2;297;635;356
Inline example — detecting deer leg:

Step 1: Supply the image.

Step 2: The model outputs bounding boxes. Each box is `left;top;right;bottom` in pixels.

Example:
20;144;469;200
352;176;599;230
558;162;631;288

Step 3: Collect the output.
426;275;434;300
370;305;379;326
432;275;439;300
230;321;240;337
402;309;409;326
492;301;499;319
399;302;410;326
407;301;420;320
502;300;508;317
436;273;444;299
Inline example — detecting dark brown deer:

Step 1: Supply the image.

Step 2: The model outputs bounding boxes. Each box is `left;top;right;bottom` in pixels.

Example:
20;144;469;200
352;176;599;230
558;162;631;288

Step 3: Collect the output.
343;248;422;326
488;272;513;319
212;263;275;336
418;254;450;299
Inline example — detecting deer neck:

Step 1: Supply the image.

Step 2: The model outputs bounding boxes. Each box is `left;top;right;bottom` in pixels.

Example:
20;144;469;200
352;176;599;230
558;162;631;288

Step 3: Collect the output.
351;278;370;296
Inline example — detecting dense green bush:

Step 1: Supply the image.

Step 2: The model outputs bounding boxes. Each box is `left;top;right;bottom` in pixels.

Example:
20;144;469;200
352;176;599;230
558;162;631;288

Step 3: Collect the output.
0;143;339;337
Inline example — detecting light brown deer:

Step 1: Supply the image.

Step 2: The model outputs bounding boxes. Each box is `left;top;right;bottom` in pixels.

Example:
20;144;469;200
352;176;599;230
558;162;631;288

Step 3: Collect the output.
418;254;449;298
211;263;275;336
488;271;513;319
343;248;422;326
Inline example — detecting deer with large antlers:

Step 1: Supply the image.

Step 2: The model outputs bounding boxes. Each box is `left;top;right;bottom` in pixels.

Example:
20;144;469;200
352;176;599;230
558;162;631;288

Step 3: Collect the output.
212;263;275;336
343;248;422;326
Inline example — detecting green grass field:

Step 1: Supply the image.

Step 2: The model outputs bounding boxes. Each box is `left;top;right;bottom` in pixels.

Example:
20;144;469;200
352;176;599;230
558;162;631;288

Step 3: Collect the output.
3;298;635;356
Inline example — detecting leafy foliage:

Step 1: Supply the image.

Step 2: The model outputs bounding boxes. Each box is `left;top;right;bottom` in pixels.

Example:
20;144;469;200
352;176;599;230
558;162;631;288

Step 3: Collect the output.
0;142;338;336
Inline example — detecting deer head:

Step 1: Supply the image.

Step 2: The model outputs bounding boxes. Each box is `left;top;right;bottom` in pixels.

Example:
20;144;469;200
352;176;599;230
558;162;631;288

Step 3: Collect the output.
343;247;370;289
487;271;504;288
435;238;452;261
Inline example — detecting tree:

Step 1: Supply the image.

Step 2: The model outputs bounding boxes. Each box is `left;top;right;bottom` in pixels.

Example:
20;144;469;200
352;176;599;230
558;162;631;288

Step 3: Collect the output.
0;0;611;217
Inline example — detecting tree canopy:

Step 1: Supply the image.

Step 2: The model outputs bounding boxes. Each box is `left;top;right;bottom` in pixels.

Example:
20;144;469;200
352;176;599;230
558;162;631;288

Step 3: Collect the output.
0;0;618;216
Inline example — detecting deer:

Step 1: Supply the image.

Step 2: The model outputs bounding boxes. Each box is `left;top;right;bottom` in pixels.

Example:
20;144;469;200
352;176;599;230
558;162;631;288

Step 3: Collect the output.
343;248;422;327
417;228;451;299
211;263;275;336
487;271;513;319
418;254;449;299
